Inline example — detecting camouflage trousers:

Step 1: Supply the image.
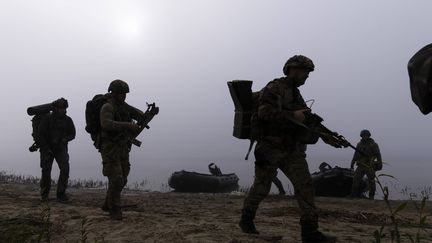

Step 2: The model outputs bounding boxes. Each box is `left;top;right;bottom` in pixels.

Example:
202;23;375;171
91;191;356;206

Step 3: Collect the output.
351;165;376;198
100;141;130;210
40;146;70;197
242;140;318;229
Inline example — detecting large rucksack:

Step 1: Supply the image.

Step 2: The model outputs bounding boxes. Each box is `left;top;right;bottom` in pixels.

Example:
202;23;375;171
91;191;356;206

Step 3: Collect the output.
408;43;432;115
85;94;110;145
27;102;53;152
227;80;262;159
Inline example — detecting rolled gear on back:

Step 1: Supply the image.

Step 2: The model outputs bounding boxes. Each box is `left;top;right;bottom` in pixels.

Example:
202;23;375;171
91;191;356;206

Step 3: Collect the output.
27;98;67;152
408;43;432;115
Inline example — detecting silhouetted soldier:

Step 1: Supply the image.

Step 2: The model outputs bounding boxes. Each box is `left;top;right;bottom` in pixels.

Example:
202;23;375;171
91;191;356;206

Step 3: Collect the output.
239;55;339;242
99;80;154;220
208;163;222;176
37;98;75;202
350;129;382;200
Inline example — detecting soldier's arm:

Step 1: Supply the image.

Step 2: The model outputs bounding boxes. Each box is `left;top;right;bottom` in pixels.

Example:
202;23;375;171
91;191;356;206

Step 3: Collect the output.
257;83;295;123
127;104;146;122
373;143;382;162
65;117;76;142
100;103;134;132
351;143;361;168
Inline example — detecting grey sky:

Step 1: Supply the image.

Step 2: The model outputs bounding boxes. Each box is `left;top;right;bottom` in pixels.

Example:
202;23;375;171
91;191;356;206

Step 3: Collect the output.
0;1;431;191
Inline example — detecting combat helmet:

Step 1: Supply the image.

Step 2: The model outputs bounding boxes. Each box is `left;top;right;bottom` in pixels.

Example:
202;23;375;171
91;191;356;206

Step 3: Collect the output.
360;129;371;137
52;98;69;109
108;79;130;93
283;55;315;75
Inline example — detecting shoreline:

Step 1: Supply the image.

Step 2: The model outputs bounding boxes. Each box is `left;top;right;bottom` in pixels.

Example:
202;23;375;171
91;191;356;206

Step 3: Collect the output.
0;182;431;242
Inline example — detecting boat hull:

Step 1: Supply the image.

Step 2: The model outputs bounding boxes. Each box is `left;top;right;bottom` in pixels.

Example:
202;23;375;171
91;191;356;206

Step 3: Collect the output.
312;166;367;197
168;170;239;193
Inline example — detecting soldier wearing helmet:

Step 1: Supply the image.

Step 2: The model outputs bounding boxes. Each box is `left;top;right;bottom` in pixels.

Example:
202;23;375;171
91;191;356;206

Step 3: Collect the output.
350;129;382;199
239;55;338;242
36;97;75;202
99;79;146;220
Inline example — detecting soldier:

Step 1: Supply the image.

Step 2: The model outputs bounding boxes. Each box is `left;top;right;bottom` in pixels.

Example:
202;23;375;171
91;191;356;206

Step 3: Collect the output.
37;98;75;202
99;79;147;220
239;55;340;242
350;129;382;200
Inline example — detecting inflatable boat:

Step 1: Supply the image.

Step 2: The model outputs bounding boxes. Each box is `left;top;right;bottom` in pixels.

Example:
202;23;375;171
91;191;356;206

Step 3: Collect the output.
168;170;239;193
311;162;367;197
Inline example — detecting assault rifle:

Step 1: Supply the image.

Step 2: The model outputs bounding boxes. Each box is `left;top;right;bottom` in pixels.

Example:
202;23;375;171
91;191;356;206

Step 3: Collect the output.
290;110;365;155
130;102;159;147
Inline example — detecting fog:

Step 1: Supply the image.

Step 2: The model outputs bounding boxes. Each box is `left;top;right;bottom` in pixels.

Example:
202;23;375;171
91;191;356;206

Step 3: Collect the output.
0;1;431;195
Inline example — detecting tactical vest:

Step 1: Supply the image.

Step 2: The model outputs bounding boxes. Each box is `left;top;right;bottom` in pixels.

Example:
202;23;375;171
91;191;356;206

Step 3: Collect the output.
101;100;132;143
259;78;307;139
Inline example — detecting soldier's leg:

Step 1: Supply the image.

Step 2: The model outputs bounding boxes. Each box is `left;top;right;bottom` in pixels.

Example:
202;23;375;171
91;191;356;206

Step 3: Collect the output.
281;149;336;242
240;163;276;234
272;176;286;195
351;167;366;197
280;149;318;232
54;147;70;199
366;169;376;199
101;143;124;220
240;141;278;234
120;150;130;189
40;150;54;199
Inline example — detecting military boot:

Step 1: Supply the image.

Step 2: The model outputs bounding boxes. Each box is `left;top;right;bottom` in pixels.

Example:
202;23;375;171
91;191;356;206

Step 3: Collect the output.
110;206;123;220
56;193;69;203
101;199;110;212
239;208;259;234
301;224;336;243
368;191;375;200
41;194;49;202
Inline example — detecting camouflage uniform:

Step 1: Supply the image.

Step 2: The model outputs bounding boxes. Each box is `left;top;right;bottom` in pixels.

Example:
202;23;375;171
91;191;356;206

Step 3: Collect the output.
100;100;144;212
239;55;337;242
99;81;148;219
350;135;382;199
241;76;320;234
37;100;75;200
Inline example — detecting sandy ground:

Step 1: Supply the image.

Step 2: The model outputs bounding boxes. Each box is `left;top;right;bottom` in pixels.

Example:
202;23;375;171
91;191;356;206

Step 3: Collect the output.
0;182;431;243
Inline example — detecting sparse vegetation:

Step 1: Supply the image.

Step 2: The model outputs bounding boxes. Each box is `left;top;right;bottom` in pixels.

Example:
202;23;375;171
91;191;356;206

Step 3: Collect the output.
372;173;430;243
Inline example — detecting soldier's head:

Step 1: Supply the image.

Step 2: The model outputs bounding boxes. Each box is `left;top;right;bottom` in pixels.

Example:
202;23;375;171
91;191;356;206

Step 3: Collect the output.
360;129;371;139
108;79;129;103
52;98;68;116
283;55;315;87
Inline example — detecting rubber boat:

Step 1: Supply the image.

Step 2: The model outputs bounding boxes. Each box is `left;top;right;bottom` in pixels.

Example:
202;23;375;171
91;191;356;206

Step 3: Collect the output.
168;170;239;193
311;162;367;197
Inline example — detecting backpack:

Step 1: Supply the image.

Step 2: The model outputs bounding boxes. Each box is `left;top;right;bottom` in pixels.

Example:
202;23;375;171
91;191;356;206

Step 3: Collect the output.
27;102;53;152
85;94;110;144
227;80;262;159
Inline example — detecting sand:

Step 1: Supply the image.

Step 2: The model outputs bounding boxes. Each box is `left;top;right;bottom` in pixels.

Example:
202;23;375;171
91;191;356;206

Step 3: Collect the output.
0;182;430;243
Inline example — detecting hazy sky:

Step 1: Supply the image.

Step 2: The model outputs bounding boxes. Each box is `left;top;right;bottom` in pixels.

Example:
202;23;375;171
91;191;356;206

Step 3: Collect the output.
1;1;431;192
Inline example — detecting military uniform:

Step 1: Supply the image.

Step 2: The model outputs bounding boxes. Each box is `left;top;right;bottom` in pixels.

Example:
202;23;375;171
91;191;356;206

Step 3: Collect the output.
99;80;149;219
350;134;382;199
239;55;337;242
36;99;75;201
241;76;319;231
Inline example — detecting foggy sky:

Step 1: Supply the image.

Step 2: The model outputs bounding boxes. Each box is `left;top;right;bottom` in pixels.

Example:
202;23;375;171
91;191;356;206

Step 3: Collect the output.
1;1;431;191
